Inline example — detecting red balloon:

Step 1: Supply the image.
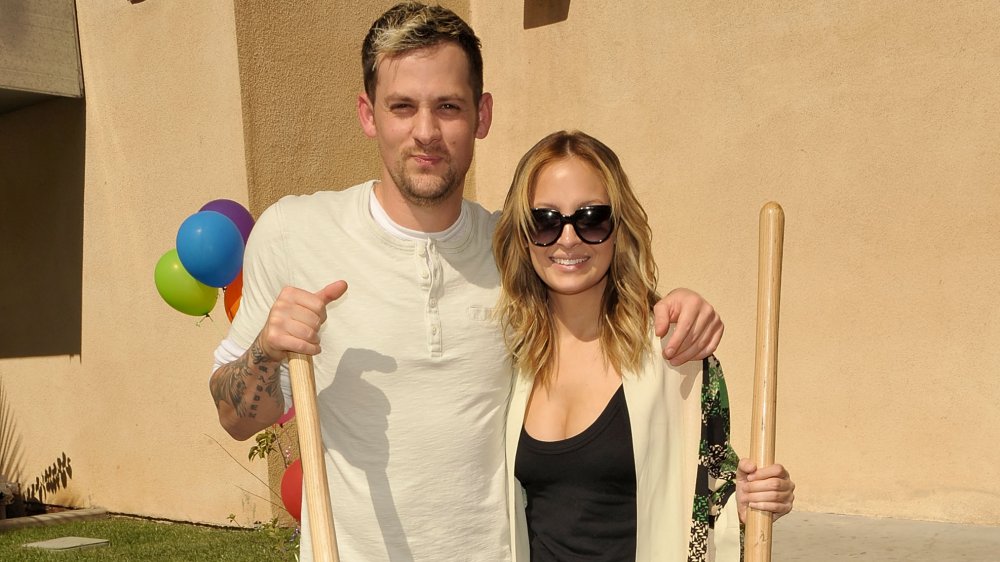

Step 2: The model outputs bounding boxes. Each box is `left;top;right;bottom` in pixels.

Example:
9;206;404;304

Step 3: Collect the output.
277;404;295;426
224;270;243;322
281;459;302;522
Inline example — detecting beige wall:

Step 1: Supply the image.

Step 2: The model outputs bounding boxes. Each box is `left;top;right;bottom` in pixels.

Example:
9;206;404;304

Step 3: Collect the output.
472;3;1000;525
0;0;273;525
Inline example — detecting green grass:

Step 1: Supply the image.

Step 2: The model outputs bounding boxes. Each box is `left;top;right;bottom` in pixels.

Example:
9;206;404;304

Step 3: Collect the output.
0;516;298;561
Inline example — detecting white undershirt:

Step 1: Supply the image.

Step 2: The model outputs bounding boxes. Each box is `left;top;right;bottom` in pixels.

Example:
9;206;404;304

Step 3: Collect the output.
368;185;468;241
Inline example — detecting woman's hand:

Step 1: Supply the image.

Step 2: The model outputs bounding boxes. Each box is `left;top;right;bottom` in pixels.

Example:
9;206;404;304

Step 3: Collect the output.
735;458;795;524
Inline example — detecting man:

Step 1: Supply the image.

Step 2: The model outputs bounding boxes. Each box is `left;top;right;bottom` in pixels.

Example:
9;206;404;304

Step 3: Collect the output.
210;3;723;560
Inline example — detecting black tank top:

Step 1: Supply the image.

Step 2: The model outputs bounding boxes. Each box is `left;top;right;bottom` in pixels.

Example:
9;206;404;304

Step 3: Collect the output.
514;384;637;561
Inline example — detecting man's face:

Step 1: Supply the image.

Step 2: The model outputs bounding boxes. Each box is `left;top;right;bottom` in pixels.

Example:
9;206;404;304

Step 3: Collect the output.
359;42;492;208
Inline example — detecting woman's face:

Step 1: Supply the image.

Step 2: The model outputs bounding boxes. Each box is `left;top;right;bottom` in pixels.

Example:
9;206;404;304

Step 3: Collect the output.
528;157;615;301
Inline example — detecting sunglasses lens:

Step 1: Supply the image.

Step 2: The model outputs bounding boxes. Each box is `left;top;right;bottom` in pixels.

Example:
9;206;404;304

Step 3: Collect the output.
530;209;563;246
529;206;614;246
574;206;613;243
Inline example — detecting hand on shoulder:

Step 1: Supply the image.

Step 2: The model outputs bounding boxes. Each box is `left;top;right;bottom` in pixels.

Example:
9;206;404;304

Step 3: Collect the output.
654;288;724;365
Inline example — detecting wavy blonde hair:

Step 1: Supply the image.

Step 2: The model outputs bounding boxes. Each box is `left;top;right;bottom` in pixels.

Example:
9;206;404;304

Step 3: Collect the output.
493;131;660;385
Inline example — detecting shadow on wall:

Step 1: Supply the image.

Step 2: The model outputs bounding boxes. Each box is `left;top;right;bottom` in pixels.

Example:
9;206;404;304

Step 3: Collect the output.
524;0;570;29
0;378;26;487
0;377;75;517
0;97;85;358
24;452;73;504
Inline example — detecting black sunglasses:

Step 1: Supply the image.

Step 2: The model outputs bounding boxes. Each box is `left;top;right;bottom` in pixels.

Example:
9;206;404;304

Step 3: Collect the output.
529;205;614;247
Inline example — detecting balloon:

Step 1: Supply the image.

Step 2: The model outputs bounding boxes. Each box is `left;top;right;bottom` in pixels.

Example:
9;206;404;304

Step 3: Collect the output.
199;199;254;244
176;211;244;288
280;459;303;522
223;270;243;322
154;249;218;316
227;296;241;323
277;404;295;426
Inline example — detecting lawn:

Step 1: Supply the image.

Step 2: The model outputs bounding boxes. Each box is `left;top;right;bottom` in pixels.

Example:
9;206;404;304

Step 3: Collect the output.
0;516;298;561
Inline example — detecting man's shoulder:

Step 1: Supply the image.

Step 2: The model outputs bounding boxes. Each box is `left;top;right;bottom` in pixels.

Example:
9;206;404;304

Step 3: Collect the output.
462;198;501;234
272;181;372;212
254;181;372;226
462;197;497;217
249;181;373;243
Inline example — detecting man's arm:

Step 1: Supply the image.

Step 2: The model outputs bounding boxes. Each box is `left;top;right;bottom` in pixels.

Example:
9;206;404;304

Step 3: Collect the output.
654;287;725;365
209;336;285;441
210;280;348;441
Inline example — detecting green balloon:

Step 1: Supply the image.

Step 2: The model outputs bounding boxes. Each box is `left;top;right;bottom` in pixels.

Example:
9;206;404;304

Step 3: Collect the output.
154;249;219;316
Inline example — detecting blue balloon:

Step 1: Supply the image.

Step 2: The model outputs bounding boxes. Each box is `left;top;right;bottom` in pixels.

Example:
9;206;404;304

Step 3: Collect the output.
176;210;244;288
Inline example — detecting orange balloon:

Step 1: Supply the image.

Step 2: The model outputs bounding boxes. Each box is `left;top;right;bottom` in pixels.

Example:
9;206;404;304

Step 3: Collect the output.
228;296;241;322
224;270;243;322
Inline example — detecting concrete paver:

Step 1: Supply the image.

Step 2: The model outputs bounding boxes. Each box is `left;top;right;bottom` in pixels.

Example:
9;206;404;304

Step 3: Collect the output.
23;536;110;551
773;511;1000;561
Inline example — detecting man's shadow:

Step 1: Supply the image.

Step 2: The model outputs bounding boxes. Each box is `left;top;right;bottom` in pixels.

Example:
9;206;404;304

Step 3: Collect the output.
319;348;412;560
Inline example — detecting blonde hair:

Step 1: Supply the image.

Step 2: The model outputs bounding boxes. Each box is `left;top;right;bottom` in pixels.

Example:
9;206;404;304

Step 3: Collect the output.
493;131;660;385
362;2;484;103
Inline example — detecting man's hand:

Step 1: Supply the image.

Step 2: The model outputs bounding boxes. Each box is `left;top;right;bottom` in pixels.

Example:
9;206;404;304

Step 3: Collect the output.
259;281;349;361
735;458;795;524
654;288;724;365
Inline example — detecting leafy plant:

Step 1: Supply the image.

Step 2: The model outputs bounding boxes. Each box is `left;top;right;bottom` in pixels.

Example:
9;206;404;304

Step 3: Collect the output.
209;420;301;556
248;424;296;467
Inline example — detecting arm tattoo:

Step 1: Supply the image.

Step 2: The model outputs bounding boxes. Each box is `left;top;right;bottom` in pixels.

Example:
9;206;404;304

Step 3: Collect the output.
210;337;284;419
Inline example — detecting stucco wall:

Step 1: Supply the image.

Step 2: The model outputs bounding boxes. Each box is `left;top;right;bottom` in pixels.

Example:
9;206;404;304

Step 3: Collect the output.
472;3;1000;525
0;0;271;525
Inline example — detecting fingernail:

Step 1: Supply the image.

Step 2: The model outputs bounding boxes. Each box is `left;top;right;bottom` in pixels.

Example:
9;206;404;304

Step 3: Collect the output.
665;347;675;357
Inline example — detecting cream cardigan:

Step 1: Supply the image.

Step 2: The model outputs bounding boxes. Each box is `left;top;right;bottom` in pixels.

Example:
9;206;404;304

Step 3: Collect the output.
505;332;742;561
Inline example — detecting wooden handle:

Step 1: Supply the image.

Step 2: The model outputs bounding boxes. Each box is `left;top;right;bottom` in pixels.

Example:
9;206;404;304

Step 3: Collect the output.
745;202;784;562
288;352;340;562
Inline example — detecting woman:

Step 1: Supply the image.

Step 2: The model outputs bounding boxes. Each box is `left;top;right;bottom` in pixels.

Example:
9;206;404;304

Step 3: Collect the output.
493;131;794;561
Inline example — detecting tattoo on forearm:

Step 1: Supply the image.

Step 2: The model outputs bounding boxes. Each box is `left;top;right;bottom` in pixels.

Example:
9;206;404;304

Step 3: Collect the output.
210;337;284;419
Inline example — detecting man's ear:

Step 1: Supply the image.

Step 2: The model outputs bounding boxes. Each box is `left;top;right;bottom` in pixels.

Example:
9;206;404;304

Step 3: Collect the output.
475;92;493;139
358;92;377;139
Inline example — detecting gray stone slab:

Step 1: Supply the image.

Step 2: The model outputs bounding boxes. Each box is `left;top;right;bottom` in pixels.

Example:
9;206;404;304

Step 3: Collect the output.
773;511;1000;561
23;536;109;551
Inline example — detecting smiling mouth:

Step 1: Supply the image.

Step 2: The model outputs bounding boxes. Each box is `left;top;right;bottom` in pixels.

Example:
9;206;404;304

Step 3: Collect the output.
412;155;438;165
553;257;587;266
410;150;446;162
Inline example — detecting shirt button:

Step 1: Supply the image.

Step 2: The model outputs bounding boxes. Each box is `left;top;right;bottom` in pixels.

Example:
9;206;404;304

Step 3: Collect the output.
429;298;437;307
420;271;429;279
431;326;438;335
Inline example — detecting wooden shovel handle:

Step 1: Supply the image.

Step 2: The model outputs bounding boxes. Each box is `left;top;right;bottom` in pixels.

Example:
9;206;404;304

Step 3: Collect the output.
745;202;784;562
288;352;340;562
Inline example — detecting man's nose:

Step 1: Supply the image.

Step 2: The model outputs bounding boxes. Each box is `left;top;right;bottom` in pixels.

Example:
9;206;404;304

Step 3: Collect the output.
412;108;441;145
